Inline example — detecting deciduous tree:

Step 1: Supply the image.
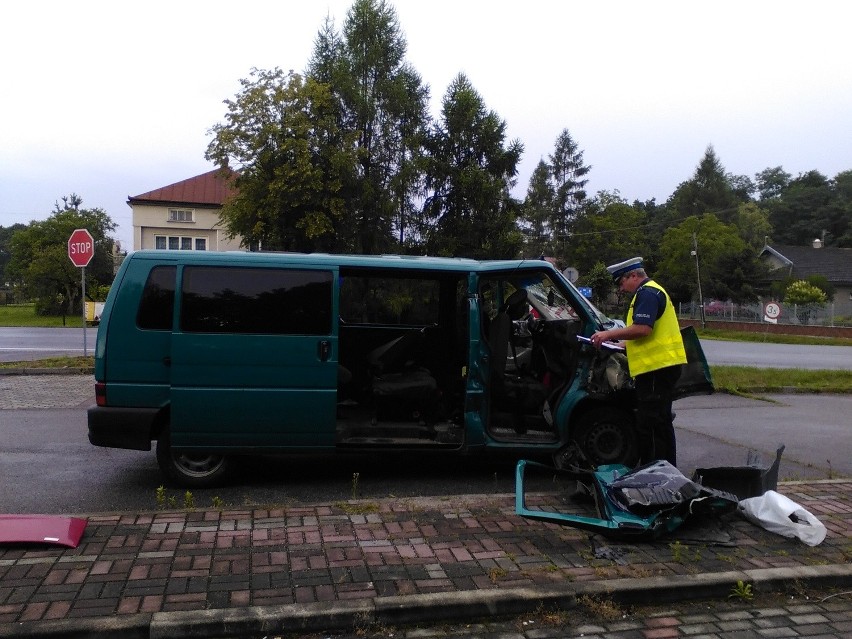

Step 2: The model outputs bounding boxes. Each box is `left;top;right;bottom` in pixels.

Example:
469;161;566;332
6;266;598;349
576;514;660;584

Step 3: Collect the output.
206;69;358;252
6;196;116;315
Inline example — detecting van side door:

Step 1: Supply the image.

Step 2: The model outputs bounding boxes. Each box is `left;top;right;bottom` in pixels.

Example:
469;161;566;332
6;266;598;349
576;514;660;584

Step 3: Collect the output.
169;264;338;449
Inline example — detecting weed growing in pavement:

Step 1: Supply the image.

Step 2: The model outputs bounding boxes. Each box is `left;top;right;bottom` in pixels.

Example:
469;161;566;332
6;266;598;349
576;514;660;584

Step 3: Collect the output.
729;580;754;601
351;610;395;637
334;501;380;515
155;485;166;509
488;566;507;583
211;496;224;509
168;495;177;508
517;603;570;628
183;491;195;510
351;472;360;499
577;594;623;620
670;540;685;562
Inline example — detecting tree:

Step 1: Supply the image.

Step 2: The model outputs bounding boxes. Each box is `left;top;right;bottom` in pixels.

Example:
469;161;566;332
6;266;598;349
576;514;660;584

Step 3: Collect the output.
732;202;773;249
307;0;430;254
577;261;615;312
421;73;524;259
655;214;752;303
0;223;26;286
6;196;116;316
665;145;743;224
784;279;827;325
519;160;554;258
568;191;650;276
206;69;359;252
547;129;590;259
765;170;834;246
754;166;791;201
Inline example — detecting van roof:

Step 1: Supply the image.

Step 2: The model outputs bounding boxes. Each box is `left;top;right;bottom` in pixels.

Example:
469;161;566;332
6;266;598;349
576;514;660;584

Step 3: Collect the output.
128;250;557;274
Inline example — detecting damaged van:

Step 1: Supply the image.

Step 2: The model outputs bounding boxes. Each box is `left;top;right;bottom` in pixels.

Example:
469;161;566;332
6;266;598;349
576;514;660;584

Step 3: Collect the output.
88;251;712;487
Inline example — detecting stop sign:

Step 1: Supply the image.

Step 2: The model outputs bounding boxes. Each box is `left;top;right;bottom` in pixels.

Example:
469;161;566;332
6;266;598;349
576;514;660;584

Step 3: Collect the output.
68;228;95;267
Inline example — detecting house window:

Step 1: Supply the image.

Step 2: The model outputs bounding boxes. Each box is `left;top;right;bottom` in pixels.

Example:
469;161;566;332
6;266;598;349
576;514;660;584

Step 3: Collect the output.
154;235;207;251
168;209;194;222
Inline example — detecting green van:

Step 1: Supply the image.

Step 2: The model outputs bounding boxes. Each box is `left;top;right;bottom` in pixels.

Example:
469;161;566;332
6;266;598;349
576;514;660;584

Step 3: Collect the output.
88;250;711;487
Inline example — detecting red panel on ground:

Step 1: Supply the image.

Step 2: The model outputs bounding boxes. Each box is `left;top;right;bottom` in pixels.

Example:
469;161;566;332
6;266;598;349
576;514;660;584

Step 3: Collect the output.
0;515;87;548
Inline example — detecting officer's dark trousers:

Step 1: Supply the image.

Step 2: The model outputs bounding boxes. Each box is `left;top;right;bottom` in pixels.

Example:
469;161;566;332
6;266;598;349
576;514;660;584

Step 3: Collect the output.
634;364;681;466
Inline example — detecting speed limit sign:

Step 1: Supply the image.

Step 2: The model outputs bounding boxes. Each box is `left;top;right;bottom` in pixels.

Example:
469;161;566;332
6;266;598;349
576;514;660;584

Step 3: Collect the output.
764;301;782;323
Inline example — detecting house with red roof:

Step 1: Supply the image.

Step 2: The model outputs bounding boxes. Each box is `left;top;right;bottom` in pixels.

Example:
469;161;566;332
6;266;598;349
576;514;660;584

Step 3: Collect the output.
128;168;243;251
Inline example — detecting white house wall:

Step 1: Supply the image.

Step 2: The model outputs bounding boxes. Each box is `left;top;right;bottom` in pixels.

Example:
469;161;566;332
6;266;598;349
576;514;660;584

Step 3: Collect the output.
131;203;243;252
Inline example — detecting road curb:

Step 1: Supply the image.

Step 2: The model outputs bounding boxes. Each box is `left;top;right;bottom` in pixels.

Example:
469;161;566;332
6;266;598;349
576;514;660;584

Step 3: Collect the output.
3;564;849;639
0;368;93;376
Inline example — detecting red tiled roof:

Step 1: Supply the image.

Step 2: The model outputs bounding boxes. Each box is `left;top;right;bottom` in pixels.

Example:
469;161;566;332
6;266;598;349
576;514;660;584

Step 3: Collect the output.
128;168;237;207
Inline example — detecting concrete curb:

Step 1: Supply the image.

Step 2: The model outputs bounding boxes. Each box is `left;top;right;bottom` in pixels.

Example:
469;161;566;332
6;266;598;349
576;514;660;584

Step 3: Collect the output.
4;564;849;639
0;368;93;376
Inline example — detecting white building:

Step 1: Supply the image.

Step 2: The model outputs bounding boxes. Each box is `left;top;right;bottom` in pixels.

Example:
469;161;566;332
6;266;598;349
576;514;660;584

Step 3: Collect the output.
129;169;243;252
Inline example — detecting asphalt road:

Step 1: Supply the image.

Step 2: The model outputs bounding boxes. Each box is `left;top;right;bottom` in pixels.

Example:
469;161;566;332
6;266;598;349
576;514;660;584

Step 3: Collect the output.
2;326;851;369
0;374;848;515
699;338;852;370
0;326;99;361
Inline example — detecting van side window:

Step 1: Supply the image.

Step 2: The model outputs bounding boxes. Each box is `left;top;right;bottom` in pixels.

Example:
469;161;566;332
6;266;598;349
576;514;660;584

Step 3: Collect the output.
339;275;440;325
180;266;332;335
137;266;176;330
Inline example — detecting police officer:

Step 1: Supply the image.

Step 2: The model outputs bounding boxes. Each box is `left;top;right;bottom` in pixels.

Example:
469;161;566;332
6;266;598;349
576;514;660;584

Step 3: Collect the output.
590;257;686;466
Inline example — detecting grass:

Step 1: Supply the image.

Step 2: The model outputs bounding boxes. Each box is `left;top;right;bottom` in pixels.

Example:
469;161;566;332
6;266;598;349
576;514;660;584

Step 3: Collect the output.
711;365;852;395
0;355;94;369
0;303;86;327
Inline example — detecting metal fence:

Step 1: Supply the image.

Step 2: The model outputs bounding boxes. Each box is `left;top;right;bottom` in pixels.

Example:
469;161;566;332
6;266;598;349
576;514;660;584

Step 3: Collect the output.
678;301;852;327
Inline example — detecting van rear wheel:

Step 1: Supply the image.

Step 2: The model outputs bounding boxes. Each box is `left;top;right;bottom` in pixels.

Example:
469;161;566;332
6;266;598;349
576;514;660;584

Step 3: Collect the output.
572;407;637;468
156;429;230;488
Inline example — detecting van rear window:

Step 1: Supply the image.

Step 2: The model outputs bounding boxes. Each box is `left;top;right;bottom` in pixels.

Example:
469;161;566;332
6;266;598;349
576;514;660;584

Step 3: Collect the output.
180;266;333;335
137;266;176;330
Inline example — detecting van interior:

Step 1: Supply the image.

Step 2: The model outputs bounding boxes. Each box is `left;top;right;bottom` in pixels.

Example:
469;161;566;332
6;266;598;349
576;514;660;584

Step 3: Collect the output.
334;268;588;449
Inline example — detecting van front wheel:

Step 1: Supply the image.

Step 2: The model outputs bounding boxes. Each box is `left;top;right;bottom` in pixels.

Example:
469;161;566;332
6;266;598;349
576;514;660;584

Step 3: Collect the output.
572;407;637;468
156;429;230;488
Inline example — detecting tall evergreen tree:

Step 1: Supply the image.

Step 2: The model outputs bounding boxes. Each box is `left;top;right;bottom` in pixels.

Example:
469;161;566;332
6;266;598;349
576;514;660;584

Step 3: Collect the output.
548;129;590;257
421;73;523;259
666;145;743;223
519;160;554;258
307;0;430;254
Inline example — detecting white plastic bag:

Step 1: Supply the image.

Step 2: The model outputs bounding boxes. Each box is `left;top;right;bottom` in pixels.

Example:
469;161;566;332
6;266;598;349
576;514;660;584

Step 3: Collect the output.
738;490;827;546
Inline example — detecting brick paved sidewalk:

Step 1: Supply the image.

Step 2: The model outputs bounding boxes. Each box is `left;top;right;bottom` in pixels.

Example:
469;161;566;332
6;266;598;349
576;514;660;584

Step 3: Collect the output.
1;480;850;638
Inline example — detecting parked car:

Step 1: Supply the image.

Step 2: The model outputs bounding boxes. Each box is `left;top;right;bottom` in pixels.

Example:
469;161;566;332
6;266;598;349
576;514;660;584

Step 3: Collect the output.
704;300;728;316
88;251;712;487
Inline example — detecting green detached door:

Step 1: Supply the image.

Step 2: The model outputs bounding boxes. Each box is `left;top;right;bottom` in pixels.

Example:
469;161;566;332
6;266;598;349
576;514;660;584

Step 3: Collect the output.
170;264;338;450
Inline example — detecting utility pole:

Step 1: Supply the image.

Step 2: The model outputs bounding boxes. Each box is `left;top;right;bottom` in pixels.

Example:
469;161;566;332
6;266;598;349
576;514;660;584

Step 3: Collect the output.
691;232;706;329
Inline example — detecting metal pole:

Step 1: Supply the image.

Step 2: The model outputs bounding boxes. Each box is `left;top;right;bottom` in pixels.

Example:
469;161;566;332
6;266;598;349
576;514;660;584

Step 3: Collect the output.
692;233;705;329
81;266;87;357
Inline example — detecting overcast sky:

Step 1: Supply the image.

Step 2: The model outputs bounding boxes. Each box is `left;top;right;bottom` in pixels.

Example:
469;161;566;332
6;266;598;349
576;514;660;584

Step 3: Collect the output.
2;0;850;250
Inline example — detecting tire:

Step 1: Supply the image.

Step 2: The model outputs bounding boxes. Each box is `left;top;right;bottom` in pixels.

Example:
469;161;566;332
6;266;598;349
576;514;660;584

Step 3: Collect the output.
156;428;230;488
571;406;637;468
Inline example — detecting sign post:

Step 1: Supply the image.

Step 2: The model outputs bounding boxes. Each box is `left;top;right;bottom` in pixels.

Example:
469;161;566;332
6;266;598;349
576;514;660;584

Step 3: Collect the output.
68;229;95;356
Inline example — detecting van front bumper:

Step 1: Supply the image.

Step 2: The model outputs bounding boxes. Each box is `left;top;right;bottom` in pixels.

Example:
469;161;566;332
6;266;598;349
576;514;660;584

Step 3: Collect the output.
87;406;160;451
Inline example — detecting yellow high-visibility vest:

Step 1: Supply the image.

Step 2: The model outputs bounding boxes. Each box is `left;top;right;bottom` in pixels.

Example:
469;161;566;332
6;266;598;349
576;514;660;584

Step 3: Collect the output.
625;280;687;377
